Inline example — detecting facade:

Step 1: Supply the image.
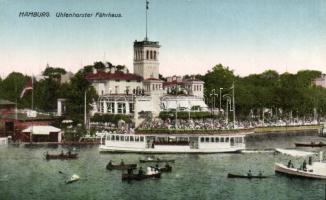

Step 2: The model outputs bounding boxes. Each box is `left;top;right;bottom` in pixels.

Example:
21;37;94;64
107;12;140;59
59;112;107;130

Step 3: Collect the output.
87;38;207;119
314;74;326;88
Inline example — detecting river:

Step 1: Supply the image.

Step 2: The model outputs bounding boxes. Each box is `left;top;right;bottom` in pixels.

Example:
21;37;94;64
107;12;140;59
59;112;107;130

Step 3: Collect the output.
1;134;326;200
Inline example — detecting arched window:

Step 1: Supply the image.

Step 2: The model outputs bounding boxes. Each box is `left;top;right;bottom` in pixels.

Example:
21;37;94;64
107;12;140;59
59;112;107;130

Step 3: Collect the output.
154;51;156;60
150;51;153;59
146;50;149;59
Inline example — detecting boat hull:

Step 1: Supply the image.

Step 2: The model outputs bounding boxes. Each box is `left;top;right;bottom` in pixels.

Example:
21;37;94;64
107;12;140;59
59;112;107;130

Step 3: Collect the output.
294;143;326;147
227;173;268;179
122;173;161;181
274;163;326;179
106;163;137;170
99;145;243;154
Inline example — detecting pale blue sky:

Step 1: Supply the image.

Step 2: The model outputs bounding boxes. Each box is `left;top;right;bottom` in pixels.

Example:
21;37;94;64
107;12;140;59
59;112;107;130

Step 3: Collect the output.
0;0;325;77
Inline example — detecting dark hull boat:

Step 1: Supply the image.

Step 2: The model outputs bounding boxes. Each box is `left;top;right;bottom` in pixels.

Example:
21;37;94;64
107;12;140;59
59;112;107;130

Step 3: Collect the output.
227;173;268;179
106;163;137;170
294;142;326;147
45;152;78;160
139;158;175;163
122;173;161;181
159;166;172;172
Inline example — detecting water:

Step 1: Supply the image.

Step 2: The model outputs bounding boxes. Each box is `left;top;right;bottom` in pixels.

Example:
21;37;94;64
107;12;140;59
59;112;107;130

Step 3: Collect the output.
1;135;326;200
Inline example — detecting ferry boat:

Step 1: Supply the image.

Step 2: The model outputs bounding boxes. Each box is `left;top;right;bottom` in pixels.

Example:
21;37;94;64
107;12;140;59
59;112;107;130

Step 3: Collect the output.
99;132;247;153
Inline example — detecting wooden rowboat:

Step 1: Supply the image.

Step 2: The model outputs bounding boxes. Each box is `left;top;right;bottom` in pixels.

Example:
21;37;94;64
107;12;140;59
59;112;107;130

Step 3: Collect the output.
45;152;78;160
294;142;326;147
227;173;268;179
106;163;137;170
122;172;161;181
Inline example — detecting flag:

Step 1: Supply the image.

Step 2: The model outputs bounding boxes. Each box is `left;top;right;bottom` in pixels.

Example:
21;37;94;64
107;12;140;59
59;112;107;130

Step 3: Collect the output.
20;79;33;98
146;0;149;10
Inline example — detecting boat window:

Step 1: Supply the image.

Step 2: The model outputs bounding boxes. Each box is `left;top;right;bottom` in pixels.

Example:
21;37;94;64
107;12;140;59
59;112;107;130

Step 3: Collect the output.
215;137;219;142
135;136;139;142
221;137;224;142
200;137;204;142
111;135;115;141
140;136;144;142
210;137;215;142
230;138;234;143
239;137;243;143
120;136;124;141
130;136;134;141
226;137;229;142
116;135;120;141
125;136;129;141
205;137;209;142
106;135;110;140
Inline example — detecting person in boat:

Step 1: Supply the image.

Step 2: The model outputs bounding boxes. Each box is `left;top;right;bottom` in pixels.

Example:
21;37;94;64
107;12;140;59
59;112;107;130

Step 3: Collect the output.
127;167;133;175
61;150;64;156
108;160;112;166
287;160;292;168
120;159;124;165
165;163;171;169
155;164;159;171
138;167;144;176
258;171;263;177
308;156;312;165
247;170;252;177
303;160;307;171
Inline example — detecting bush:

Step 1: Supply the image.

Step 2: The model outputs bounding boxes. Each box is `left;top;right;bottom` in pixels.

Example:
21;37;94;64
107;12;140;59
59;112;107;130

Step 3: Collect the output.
91;113;132;124
159;111;212;120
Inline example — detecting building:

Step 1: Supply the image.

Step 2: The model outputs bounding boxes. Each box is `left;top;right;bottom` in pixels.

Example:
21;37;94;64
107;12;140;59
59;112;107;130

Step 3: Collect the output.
314;74;326;88
0;99;15;115
87;36;207;118
22;125;62;142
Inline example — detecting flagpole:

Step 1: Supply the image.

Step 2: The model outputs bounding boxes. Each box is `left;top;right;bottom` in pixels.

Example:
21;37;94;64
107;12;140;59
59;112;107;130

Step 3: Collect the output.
31;76;34;111
145;0;149;40
232;81;236;129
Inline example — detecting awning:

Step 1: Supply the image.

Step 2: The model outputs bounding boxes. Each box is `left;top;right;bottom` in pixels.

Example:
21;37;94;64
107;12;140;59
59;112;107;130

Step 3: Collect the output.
22;126;61;135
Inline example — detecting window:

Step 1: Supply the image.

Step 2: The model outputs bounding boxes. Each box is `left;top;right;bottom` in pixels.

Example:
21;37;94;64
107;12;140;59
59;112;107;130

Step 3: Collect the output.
154;51;156;60
140;136;144;142
210;137;215;142
215;137;219;142
125;136;129;141
239;137;243;143
146;50;149;59
129;103;134;113
200;137;204;142
220;137;224;142
115;86;119;94
226;137;229;142
120;136;124;141
116;135;120;141
135;136;139;142
205;137;209;142
150;51;153;59
130;136;134;141
106;135;110;141
111;135;115;141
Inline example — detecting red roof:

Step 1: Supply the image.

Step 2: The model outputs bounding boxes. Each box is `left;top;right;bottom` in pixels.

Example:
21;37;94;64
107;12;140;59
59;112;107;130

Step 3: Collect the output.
85;70;143;81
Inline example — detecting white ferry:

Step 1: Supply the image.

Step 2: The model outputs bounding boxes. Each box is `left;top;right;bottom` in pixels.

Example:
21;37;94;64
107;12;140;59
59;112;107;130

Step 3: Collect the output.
99;132;247;153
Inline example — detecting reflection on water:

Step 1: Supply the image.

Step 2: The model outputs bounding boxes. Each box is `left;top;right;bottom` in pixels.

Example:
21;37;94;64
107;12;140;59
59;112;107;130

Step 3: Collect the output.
0;135;326;200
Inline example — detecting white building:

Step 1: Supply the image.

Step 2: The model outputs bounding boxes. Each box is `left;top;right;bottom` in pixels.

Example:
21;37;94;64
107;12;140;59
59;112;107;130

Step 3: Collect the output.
87;38;207;118
314;74;326;88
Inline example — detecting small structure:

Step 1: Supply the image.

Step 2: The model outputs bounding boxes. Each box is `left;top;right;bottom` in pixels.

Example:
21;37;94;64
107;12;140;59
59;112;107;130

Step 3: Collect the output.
313;74;326;88
22;125;62;142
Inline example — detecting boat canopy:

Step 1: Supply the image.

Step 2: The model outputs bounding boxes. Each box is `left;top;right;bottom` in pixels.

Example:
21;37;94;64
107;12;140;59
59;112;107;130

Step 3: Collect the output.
22;125;61;135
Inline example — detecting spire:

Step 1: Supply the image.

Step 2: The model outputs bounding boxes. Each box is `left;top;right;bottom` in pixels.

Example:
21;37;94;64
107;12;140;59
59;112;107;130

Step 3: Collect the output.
145;0;149;41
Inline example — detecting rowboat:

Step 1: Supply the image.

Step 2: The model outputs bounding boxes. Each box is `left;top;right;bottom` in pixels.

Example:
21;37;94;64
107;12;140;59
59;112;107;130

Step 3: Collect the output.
227;173;268;179
122;172;161;181
139;158;175;163
106;162;137;170
66;174;80;184
45;151;78;160
294;142;326;147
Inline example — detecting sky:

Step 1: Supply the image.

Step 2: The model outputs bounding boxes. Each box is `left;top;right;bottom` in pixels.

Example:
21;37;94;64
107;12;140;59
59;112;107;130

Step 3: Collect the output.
0;0;325;78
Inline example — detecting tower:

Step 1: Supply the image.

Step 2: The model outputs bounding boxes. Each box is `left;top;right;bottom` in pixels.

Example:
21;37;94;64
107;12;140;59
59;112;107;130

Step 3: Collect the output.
133;40;160;79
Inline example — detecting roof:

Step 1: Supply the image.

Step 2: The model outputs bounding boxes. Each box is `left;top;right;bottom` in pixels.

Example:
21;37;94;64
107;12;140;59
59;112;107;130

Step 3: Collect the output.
0;99;15;106
144;78;163;82
163;81;184;87
85;70;143;81
22;125;61;135
0;112;56;121
134;40;160;48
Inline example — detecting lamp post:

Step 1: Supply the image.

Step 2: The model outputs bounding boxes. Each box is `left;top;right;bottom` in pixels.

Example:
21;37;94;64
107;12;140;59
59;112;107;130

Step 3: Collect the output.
223;94;232;125
210;89;216;115
219;88;223;112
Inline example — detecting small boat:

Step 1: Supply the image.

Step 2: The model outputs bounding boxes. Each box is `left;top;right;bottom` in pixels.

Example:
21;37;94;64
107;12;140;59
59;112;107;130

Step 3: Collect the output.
274;163;326;179
159;165;172;172
227;173;268;179
122;172;161;181
66;174;80;184
295;142;326;147
139;157;175;163
106;162;137;170
45;151;78;160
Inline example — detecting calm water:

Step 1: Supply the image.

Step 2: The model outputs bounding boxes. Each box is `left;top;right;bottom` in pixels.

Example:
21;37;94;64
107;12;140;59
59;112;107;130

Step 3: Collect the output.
1;135;326;200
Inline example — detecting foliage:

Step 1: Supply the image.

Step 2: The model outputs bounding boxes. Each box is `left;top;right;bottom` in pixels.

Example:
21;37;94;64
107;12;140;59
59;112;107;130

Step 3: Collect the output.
91;113;132;124
159;111;212;120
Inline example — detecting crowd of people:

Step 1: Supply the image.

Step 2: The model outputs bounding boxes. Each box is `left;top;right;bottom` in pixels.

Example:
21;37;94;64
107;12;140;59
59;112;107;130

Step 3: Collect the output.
138;117;322;130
